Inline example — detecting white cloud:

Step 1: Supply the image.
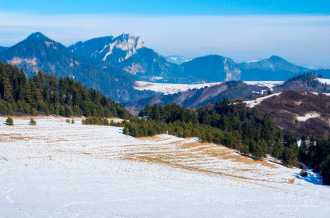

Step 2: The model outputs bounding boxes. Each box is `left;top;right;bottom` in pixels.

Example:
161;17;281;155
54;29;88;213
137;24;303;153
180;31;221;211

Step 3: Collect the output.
0;12;329;66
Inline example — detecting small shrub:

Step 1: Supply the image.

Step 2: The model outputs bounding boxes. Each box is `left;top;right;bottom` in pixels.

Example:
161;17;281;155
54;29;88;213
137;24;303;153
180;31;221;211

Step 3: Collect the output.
300;169;308;177
71;119;75;124
65;119;70;123
29;119;37;125
6;117;14;125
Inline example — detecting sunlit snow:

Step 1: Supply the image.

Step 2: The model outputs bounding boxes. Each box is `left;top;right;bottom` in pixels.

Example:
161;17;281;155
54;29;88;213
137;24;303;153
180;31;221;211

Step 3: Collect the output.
0;117;329;217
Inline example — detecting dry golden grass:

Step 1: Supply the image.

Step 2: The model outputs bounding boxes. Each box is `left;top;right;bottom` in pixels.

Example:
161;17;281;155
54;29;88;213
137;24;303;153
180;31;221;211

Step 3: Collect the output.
118;134;289;183
289;178;296;184
10;136;34;140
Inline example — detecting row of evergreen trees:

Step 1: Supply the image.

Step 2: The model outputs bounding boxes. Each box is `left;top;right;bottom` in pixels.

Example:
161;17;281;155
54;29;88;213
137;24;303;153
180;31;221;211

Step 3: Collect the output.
0;62;130;119
118;102;330;184
298;136;330;184
117;101;299;167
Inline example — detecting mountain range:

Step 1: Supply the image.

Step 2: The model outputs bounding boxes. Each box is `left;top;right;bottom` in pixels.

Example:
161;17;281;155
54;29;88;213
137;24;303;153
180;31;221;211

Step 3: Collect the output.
0;32;328;103
0;33;153;102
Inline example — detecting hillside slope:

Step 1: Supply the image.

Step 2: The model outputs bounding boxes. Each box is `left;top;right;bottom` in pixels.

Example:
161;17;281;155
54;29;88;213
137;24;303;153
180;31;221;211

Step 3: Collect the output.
254;90;330;139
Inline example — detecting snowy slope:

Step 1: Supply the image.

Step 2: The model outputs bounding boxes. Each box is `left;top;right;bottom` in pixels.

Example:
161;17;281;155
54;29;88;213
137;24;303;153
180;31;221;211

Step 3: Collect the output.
1;117;329;217
244;92;282;108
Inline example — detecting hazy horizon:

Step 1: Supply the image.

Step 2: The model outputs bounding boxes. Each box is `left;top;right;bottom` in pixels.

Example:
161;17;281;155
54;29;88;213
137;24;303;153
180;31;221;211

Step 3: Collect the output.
1;0;330;67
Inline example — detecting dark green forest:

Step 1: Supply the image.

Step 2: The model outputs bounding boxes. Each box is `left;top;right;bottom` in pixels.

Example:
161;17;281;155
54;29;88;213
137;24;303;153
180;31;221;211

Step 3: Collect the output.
0;62;130;119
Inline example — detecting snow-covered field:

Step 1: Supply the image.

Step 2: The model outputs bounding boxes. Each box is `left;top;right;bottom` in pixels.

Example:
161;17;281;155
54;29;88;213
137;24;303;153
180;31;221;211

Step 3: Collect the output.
1;117;330;217
243;81;284;90
134;81;284;95
134;81;222;95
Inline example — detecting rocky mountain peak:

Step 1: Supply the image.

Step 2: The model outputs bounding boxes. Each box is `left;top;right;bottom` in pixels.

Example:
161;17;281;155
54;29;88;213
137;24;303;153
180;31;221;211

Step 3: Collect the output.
69;33;144;62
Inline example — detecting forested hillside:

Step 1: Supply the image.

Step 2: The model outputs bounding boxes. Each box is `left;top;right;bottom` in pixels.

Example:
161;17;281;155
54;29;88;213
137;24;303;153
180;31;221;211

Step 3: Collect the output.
111;102;298;167
0;62;130;119
113;102;330;184
0;46;7;53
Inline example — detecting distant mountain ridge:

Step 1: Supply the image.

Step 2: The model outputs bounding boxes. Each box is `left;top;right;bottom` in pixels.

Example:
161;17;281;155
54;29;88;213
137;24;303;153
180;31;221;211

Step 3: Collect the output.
0;46;7;53
0;32;154;102
239;56;309;81
69;34;312;83
180;55;241;82
239;56;307;73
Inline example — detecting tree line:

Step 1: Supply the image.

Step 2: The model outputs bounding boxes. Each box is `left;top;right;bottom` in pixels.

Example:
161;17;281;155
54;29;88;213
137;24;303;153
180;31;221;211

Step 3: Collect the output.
118;102;329;184
0;62;130;119
108;101;298;167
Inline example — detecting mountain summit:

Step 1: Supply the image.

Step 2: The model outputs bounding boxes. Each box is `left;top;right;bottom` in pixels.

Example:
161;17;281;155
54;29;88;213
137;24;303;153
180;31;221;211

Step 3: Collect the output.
239;55;307;73
69;34;144;62
0;32;76;76
27;32;49;40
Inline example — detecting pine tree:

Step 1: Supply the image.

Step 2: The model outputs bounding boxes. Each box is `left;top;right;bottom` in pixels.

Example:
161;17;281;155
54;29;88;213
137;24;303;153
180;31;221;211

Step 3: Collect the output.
321;155;330;185
6;117;13;125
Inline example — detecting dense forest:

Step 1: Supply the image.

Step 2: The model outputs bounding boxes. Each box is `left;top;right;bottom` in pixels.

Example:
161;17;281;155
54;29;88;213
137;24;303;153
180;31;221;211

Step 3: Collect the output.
0;62;130;119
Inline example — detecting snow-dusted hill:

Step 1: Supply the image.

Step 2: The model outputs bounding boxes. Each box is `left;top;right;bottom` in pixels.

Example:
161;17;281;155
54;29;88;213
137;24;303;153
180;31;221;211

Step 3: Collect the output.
1;117;329;217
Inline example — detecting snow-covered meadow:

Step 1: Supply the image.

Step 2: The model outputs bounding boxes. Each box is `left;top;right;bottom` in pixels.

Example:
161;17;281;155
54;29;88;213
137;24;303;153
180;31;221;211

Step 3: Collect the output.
134;81;223;95
1;117;330;217
134;81;283;95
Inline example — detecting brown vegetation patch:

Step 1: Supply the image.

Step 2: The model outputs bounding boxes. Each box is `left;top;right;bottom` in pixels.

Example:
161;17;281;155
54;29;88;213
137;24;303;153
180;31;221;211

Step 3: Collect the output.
289;178;296;184
10;136;34;140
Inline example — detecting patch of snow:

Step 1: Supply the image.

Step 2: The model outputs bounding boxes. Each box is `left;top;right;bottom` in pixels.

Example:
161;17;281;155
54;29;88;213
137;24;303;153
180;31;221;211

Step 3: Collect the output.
310;92;330;96
150;77;164;81
246;60;260;63
296;112;320;122
316;78;330;85
244;92;282;108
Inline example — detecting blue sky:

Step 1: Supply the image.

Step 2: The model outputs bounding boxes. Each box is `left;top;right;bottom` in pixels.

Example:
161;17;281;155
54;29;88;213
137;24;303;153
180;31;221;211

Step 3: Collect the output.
2;0;330;15
0;0;330;67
